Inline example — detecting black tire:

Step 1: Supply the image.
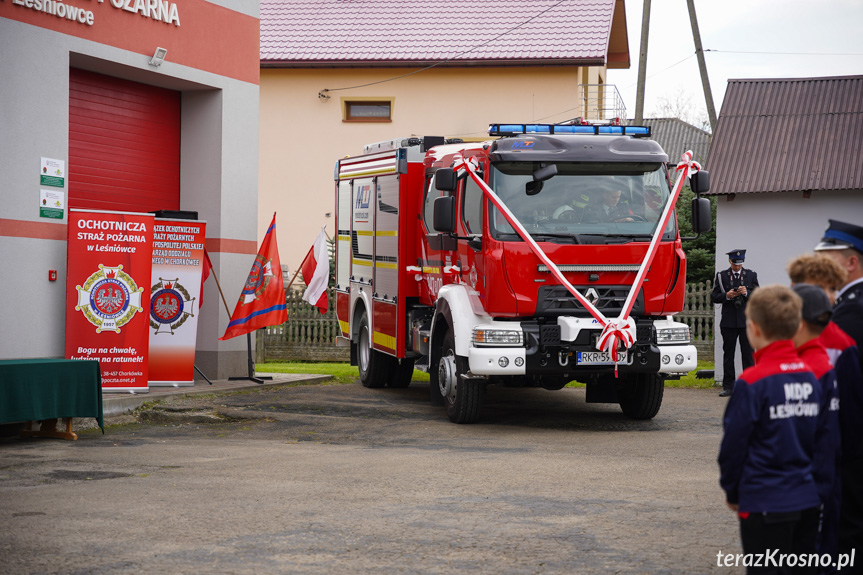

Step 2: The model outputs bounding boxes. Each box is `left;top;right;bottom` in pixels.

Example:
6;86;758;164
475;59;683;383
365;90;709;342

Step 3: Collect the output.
387;358;415;388
618;372;664;419
357;311;391;388
438;330;483;424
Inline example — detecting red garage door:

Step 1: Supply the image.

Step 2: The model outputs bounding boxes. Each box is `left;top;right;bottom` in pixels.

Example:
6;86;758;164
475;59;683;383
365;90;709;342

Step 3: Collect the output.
68;68;181;213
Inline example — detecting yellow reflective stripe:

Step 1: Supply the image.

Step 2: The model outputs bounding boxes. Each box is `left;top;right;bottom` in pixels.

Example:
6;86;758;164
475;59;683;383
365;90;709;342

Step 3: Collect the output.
374;331;396;349
339;167;396;179
344;232;395;238
337;235;350;241
351;259;396;268
339;320;350;334
422;266;441;274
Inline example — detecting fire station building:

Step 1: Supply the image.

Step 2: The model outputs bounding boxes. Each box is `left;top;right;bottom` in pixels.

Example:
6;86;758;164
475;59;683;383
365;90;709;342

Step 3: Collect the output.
0;1;261;378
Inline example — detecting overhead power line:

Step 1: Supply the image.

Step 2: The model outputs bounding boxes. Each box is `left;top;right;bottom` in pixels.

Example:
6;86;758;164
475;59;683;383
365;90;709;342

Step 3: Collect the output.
319;0;571;98
705;49;863;56
623;53;696;89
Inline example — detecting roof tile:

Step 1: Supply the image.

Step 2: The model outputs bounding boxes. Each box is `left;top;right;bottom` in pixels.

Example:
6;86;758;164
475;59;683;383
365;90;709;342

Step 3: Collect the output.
705;76;863;195
261;0;616;64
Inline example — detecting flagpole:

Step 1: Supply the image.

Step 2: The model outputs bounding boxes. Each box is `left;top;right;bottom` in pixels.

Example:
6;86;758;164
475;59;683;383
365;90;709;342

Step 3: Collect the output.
207;253;268;384
289;245;315;290
284;266;304;292
207;261;233;318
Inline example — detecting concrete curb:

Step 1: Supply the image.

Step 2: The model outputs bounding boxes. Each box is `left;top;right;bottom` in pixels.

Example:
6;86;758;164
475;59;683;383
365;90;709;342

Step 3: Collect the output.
101;373;332;417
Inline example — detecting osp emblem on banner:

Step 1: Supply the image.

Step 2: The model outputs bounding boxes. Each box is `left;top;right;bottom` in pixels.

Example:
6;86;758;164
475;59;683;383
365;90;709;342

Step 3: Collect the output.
150;278;195;335
75;264;144;333
240;254;273;305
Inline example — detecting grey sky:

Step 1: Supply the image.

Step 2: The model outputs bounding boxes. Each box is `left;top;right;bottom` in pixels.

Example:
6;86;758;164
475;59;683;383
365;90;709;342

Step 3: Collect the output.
607;0;863;126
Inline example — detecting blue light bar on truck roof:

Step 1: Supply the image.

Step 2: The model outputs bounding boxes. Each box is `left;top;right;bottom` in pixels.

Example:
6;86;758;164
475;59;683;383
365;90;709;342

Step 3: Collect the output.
489;123;651;138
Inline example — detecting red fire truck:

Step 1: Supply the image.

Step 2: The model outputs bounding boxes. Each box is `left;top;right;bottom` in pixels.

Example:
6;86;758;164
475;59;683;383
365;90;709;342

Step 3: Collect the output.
334;123;711;423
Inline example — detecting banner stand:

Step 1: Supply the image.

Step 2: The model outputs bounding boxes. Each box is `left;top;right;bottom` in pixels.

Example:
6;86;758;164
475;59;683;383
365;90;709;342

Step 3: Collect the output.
148;217;207;388
228;332;272;384
194;364;213;385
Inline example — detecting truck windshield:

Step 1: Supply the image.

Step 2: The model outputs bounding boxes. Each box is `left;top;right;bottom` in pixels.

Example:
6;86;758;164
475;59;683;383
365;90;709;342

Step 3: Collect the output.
488;162;676;241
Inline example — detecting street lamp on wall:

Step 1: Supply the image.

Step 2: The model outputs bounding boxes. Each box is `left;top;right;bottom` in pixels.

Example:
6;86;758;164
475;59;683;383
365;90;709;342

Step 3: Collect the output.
149;47;167;67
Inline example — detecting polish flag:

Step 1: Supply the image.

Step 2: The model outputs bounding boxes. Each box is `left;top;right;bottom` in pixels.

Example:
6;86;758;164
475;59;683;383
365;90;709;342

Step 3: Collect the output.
301;227;329;314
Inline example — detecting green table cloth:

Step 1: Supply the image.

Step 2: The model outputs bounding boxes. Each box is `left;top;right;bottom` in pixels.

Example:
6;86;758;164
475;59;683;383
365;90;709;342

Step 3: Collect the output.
0;359;103;432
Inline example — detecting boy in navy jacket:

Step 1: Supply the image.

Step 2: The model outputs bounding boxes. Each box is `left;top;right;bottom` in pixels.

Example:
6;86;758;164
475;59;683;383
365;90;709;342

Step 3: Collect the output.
792;283;841;570
719;285;823;573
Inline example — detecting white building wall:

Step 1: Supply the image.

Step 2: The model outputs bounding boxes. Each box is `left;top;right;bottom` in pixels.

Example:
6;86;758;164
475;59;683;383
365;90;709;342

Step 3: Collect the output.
712;190;863;383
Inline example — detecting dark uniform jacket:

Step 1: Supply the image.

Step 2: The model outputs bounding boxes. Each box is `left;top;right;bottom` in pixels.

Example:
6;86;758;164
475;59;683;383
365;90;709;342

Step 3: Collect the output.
821;321;863;460
718;340;823;513
798;338;840;503
832;278;863;374
711;267;759;329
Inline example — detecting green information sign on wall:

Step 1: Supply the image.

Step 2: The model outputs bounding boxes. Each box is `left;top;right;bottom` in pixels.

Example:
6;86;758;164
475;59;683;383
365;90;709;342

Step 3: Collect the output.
40;189;65;219
40;157;65;188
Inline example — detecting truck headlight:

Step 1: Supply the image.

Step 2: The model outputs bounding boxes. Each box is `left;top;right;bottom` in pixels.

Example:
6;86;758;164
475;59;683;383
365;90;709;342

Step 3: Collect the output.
656;326;690;344
472;328;523;347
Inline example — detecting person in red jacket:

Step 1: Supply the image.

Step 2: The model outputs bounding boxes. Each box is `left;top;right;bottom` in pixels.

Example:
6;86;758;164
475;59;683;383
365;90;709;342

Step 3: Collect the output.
788;252;863;571
792;283;841;572
719;285;823;574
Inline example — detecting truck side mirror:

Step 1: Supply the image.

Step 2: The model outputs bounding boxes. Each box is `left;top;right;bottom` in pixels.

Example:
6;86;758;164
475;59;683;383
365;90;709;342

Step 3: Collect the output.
435;168;457;192
433;195;456;233
691;196;712;234
690;170;710;194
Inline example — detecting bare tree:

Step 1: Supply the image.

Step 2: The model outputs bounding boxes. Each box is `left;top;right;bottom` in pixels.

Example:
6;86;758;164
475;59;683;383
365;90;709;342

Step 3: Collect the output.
649;92;711;132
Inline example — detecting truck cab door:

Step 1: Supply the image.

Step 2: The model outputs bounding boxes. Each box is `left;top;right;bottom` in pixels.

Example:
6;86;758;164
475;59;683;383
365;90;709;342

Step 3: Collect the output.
457;173;486;302
419;172;457;302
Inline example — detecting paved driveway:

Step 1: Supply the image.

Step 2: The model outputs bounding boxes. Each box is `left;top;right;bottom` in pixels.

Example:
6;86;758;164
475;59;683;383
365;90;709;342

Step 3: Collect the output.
0;381;741;574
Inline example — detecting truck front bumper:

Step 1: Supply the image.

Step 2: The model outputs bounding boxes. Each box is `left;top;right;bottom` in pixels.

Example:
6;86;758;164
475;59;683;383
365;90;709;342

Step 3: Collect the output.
656;344;697;374
468;347;527;375
467;343;696;377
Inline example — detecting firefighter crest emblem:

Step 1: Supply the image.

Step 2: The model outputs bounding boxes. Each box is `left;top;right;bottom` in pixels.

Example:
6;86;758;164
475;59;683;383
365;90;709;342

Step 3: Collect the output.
75;265;144;333
150;278;195;335
239;254;273;305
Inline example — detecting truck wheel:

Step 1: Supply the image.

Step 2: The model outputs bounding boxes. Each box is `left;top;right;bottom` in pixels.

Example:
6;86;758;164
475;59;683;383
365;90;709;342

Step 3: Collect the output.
387;358;415;388
438;330;483;424
357;312;390;388
618;373;664;419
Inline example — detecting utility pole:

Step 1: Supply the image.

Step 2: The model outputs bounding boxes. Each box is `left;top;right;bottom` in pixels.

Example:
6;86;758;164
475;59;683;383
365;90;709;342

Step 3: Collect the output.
686;0;717;131
634;0;651;124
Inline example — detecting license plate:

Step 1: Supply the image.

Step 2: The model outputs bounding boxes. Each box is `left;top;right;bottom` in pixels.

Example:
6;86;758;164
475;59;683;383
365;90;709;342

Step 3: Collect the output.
577;351;617;365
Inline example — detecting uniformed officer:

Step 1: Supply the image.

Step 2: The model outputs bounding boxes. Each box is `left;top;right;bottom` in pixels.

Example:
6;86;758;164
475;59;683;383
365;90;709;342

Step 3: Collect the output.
815;219;863;372
712;249;760;396
814;219;863;569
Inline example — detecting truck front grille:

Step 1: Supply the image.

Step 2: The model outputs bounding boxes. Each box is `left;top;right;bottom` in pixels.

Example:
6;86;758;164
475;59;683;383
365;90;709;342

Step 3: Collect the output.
535;285;644;317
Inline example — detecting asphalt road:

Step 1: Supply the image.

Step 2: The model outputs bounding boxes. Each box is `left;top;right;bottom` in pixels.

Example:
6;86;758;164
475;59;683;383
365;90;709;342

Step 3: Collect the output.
0;380;742;574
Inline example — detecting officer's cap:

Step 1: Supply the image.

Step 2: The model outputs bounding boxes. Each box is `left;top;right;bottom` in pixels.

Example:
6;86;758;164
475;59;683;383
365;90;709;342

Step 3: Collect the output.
791;283;832;328
726;249;746;264
814;219;863;253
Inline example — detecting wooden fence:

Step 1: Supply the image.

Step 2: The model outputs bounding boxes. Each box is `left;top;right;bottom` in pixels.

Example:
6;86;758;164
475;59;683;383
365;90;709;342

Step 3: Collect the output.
258;281;715;362
256;288;349;364
679;280;714;356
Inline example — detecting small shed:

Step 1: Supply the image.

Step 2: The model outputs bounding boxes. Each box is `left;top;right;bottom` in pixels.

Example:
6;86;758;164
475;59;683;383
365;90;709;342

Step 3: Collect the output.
704;75;863;382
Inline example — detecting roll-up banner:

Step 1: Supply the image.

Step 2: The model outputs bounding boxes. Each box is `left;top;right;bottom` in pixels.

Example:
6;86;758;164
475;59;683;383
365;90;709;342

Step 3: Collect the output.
148;219;207;387
65;209;154;393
